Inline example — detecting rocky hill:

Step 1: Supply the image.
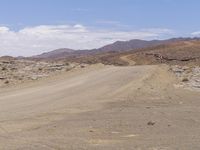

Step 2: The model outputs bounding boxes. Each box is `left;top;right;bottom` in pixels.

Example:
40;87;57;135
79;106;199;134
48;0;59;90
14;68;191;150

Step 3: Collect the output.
128;39;200;65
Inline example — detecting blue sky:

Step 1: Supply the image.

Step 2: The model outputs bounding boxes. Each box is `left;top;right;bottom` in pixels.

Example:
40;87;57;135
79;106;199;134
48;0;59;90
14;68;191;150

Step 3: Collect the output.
0;0;200;56
1;0;199;33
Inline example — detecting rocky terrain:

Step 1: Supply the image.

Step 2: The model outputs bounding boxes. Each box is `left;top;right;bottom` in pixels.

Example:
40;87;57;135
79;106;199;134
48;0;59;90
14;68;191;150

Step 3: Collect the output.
0;57;84;88
171;65;200;91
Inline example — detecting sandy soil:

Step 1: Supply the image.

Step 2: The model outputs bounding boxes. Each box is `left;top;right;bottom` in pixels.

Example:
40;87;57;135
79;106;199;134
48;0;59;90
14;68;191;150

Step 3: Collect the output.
0;64;200;150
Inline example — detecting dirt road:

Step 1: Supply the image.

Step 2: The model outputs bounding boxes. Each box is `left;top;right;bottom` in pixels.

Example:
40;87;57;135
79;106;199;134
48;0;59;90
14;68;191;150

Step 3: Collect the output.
0;64;200;150
120;54;136;66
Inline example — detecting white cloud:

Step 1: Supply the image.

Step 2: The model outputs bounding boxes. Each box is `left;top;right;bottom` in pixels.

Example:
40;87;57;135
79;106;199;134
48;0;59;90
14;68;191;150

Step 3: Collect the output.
141;28;174;34
191;31;200;36
0;27;10;33
0;24;173;56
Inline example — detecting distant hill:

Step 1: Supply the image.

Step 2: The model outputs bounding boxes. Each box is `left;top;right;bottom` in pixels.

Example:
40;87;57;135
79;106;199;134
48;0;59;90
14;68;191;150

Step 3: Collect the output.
93;39;169;52
31;39;170;59
31;38;200;60
0;56;17;61
32;48;75;59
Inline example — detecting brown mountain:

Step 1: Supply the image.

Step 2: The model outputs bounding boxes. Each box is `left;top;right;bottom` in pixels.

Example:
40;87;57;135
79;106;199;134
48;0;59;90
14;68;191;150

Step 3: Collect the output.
93;39;168;52
32;48;75;59
31;38;199;60
32;39;177;59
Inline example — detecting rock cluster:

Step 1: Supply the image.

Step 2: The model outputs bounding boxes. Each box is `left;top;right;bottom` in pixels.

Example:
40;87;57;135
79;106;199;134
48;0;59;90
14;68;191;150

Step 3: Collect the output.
171;65;200;90
0;59;79;87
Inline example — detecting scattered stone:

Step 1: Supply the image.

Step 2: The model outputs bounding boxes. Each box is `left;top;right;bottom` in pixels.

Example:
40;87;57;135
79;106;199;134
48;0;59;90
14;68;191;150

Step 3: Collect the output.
147;121;155;126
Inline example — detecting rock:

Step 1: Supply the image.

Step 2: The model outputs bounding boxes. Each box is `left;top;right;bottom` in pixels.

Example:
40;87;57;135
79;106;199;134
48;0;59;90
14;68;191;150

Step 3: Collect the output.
182;77;189;82
191;83;200;88
31;76;38;80
171;66;184;73
1;67;7;71
4;80;9;84
147;121;155;126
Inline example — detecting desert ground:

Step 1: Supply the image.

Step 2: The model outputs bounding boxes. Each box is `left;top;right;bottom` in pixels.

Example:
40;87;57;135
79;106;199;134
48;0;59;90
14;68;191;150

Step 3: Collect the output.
0;60;200;149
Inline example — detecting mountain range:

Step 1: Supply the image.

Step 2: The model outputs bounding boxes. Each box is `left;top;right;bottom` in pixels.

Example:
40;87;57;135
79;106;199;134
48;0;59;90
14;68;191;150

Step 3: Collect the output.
32;38;193;59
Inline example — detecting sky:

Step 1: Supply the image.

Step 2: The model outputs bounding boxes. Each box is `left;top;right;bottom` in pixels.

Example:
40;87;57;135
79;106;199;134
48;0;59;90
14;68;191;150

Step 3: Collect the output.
0;0;200;56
